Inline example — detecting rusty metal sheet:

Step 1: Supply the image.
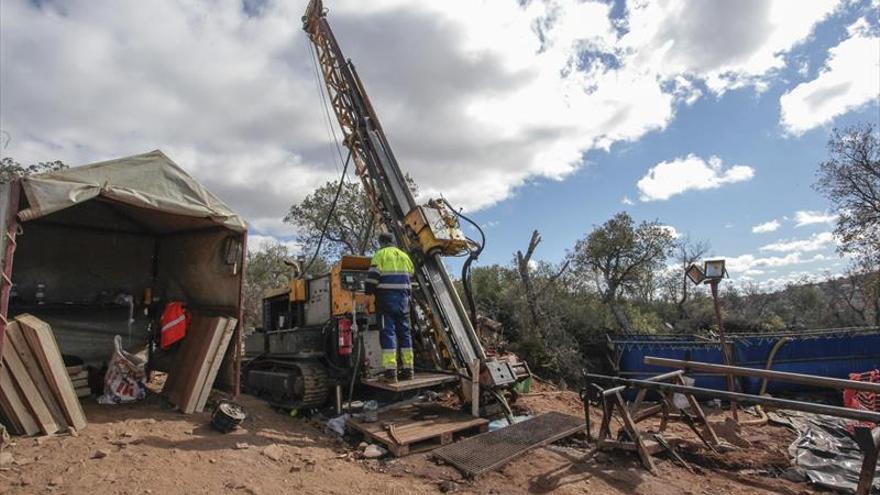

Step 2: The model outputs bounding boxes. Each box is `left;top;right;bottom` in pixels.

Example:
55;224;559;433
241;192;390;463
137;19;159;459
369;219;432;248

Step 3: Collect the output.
432;411;584;477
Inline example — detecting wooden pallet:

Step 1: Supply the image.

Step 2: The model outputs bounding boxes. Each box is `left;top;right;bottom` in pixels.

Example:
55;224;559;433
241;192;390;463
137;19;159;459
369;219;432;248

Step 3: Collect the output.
346;403;488;456
361;372;458;392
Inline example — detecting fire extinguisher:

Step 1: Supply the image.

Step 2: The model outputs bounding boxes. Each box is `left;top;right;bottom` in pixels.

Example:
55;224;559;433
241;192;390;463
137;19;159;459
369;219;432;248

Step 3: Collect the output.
337;318;352;356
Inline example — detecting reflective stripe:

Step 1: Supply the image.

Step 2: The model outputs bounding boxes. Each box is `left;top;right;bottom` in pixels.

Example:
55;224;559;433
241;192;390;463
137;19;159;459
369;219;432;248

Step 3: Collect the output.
377;283;411;290
161;313;186;332
382;350;398;369
400;348;414;368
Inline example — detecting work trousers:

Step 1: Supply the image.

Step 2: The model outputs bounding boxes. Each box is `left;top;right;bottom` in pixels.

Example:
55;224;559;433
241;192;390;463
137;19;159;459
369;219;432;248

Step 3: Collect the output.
377;290;413;370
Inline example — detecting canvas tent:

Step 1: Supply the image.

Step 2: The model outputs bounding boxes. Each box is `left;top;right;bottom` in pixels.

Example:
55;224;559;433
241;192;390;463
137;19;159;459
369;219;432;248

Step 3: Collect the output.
0;150;247;392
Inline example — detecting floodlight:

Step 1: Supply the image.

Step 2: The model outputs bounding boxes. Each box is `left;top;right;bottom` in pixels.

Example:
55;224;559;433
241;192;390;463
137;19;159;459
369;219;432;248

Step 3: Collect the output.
686;263;705;285
703;259;727;280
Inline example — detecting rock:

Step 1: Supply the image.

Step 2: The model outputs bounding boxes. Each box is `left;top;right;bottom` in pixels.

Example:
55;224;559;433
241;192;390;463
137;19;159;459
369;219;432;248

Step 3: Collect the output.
209;458;217;464
362;444;386;459
439;480;458;493
0;452;13;465
234;442;250;450
68;427;79;438
357;442;368;449
91;449;110;459
48;476;63;486
262;444;284;461
122;431;135;438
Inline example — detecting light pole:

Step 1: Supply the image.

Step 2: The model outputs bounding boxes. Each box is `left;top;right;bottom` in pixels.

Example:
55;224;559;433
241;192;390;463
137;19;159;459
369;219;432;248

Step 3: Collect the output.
687;259;738;421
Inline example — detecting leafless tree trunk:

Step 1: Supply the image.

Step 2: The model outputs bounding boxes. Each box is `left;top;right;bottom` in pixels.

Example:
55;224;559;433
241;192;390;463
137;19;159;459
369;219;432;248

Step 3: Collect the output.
516;230;542;331
676;237;710;320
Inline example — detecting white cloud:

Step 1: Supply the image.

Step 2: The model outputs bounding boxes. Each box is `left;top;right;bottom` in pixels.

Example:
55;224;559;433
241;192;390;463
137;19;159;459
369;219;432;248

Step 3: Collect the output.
780;17;880;134
660;225;681;239
247;234;302;255
759;231;836;252
621;196;635;205
752;219;781;233
794;209;839;226
637;154;755;201
0;0;846;235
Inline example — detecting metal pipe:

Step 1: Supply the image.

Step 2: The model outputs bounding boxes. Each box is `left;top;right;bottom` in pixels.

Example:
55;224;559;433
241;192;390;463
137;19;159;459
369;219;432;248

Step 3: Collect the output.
644;356;880;394
584;373;880;424
602;369;685;396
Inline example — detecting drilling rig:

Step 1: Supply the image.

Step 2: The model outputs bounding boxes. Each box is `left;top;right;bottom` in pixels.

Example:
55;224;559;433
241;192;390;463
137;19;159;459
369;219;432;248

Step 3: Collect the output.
244;0;529;416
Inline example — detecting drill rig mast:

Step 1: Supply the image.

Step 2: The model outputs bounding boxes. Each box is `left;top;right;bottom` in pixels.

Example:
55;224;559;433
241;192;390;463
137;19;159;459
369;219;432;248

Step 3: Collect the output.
302;0;524;394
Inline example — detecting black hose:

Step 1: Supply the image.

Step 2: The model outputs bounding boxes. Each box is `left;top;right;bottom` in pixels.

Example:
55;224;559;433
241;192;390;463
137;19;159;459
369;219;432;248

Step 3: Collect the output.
442;199;484;324
303;151;352;274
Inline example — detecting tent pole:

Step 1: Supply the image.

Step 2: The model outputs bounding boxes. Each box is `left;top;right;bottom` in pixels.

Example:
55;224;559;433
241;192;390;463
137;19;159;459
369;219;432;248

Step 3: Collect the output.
0;180;22;363
234;232;247;397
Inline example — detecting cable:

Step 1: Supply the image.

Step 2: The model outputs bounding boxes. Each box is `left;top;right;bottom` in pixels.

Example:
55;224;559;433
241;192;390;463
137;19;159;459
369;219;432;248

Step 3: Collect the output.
303;150;352;273
306;37;348;174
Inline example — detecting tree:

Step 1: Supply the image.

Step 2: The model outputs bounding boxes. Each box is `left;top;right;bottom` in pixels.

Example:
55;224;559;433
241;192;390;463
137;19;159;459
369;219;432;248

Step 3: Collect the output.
284;180;376;262
814;123;880;262
569;212;675;334
0;157;67;183
814;123;880;325
284;175;417;263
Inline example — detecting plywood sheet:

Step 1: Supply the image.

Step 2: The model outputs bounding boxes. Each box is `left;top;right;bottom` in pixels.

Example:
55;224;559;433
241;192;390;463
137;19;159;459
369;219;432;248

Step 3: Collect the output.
16;314;87;431
194;317;237;413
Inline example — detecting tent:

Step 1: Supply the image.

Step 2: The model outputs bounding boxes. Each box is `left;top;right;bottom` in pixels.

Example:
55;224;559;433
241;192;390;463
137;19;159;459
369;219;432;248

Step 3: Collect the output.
0;150;248;393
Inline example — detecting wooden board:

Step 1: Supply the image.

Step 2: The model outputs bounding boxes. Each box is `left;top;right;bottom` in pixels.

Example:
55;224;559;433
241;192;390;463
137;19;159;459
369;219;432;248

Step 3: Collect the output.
166;316;229;414
5;322;67;430
65;366;84;376
346;404;489;456
75;387;90;398
362;372;459;392
0;365;39;436
2;327;58;434
16;314;87;431
69;370;88;381
72;377;88;388
194;317;238;413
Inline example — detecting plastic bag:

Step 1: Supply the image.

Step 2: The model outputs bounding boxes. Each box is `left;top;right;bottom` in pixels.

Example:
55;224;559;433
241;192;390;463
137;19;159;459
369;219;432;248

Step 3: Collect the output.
97;335;146;404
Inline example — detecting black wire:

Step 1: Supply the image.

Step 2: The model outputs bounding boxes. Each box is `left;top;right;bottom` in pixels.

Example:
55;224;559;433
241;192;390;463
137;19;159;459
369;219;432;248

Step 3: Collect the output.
303;151;352;274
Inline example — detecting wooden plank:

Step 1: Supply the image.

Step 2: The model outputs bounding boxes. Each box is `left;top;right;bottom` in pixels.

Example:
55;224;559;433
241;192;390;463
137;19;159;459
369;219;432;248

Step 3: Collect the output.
2;331;58;434
0;364;39;436
362;372;458;392
75;387;90;398
65;366;84;376
69;370;88;381
167;316;228;414
194;317;238;413
5;322;68;430
15;314;87;431
72;377;88;388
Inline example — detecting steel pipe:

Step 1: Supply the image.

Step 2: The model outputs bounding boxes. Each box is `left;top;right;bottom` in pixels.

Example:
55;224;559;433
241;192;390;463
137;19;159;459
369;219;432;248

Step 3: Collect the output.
644;356;880;394
584;373;880;424
602;370;685;396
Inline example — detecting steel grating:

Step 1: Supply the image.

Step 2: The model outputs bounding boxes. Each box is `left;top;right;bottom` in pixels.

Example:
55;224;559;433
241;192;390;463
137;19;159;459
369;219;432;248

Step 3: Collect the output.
432;411;585;477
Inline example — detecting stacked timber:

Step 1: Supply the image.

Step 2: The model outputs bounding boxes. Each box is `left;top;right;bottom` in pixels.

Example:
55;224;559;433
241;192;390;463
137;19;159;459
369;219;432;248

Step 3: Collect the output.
67;366;90;398
165;314;237;414
0;314;87;436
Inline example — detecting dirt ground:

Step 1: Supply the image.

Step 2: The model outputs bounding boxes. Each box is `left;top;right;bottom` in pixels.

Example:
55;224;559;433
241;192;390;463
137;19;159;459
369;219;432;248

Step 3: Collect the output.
0;379;823;495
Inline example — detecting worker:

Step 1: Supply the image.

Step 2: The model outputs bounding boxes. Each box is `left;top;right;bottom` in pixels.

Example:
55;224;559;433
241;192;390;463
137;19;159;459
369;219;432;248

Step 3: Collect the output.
365;232;415;382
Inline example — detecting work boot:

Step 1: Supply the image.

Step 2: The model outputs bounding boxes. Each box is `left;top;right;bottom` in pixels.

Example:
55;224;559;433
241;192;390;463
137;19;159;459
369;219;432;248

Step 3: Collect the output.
399;368;414;381
383;369;398;383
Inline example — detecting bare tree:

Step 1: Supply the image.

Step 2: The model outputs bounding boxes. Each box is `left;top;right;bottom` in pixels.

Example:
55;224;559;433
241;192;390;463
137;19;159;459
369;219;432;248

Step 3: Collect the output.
675;236;710;320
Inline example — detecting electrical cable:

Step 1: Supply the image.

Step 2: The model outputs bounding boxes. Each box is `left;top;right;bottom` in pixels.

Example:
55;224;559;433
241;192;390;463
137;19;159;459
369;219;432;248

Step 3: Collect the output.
306;37;348;175
303;150;352;274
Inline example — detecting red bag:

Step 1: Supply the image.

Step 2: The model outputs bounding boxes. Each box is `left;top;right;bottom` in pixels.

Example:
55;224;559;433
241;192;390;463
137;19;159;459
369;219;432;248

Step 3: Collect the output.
160;301;190;349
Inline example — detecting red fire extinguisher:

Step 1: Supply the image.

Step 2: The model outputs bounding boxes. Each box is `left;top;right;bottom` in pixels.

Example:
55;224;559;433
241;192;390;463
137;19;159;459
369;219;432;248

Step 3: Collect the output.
337;318;352;356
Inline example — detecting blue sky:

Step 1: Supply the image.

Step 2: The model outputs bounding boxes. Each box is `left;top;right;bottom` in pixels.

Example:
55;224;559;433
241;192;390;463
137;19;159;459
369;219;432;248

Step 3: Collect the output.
1;0;878;289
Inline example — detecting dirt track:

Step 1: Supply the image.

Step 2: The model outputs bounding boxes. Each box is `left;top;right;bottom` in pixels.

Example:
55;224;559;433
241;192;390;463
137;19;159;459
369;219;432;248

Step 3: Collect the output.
0;381;821;495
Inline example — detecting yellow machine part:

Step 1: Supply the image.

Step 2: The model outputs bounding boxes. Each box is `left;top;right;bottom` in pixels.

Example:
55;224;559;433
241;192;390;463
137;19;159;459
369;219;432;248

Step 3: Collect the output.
404;204;469;256
289;279;307;302
331;256;375;316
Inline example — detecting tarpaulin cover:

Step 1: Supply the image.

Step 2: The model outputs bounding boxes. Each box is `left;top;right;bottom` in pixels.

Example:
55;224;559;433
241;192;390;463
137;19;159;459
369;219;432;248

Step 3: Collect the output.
769;410;879;494
17;149;246;232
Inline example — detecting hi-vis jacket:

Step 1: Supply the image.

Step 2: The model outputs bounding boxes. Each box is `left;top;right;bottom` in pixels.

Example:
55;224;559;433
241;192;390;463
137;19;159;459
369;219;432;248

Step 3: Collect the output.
365;246;415;293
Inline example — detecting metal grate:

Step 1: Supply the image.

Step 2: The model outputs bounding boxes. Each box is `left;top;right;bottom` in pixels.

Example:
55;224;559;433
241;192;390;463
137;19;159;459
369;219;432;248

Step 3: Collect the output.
432;411;584;477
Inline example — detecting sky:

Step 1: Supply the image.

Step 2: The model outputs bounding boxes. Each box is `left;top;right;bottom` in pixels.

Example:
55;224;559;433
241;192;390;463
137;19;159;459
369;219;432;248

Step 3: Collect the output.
1;0;879;290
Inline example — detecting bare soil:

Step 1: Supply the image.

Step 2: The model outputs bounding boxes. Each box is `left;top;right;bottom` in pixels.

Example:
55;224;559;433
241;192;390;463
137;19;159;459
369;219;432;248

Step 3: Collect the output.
0;380;822;495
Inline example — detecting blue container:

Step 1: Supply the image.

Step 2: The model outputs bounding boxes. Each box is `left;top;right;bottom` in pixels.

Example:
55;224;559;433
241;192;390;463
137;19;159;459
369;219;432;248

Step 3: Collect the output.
607;327;880;395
